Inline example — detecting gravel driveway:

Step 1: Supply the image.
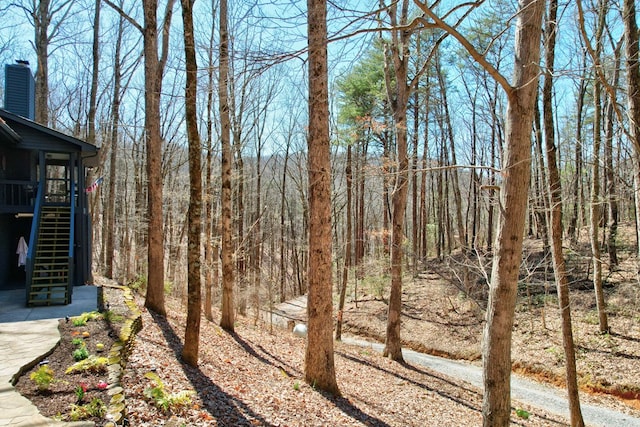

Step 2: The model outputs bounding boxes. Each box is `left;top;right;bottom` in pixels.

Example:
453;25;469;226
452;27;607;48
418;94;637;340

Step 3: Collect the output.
343;337;640;427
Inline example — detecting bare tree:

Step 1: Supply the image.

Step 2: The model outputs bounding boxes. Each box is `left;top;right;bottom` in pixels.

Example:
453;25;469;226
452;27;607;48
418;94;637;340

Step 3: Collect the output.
142;0;174;316
219;0;235;331
576;0;610;333
622;0;640;264
380;0;412;362
335;144;353;341
104;0;175;315
414;1;544;424
202;0;218;322
305;0;339;395
180;0;202;367
12;0;77;125
104;6;125;280
542;0;584;423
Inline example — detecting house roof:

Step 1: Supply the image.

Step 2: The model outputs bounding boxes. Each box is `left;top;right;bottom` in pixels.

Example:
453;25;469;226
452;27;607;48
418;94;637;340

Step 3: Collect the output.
0;116;21;144
0;108;98;154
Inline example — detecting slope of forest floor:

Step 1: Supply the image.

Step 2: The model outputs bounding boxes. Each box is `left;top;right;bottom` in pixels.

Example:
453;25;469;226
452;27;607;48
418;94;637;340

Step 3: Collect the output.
13;226;640;425
340;227;640;416
15;281;572;426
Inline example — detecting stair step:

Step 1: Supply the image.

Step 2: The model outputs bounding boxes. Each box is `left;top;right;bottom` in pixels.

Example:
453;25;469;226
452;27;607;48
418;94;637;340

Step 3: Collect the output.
30;283;68;290
31;273;67;286
28;203;72;306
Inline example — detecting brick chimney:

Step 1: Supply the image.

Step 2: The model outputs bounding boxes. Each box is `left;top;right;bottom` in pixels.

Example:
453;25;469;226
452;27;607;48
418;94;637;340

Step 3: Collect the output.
4;60;35;120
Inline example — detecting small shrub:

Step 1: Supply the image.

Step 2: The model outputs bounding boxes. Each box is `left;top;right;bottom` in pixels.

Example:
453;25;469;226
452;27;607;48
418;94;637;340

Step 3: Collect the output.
69;398;106;421
72;317;87;327
66;356;109;374
164;280;174;295
71;338;84;347
362;274;388;298
72;311;102;326
129;276;147;293
73;347;89;361
75;383;87;403
293;381;300;391
515;408;530;419
30;364;55;391
143;371;194;412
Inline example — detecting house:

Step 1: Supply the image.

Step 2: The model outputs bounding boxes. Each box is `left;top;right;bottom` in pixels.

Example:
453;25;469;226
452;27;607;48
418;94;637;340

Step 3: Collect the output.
0;61;98;306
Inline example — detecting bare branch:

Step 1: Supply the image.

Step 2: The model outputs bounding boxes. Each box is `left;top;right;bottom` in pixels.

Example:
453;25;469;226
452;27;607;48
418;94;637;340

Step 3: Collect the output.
413;0;512;95
103;0;143;33
575;0;630;140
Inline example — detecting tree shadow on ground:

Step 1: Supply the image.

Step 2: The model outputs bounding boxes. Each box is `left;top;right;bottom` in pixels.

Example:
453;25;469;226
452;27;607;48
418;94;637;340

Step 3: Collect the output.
149;311;274;426
230;331;300;377
337;351;566;426
231;328;392;426
319;389;393;427
150;311;391;426
338;350;481;414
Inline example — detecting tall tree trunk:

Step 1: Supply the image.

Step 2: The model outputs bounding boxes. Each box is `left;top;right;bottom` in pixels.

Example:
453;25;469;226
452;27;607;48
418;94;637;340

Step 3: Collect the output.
105;13;124;280
181;0;202;366
235;140;247;315
589;0;609;334
305;0;339;395
533;102;549;251
543;1;585;423
279;139;290;303
87;0;100;146
568;53;588;245
382;0;411;363
355;140;367;274
605;39;622;267
623;0;640;266
437;55;466;251
142;0;174;317
480;1;544;425
219;0;235;331
419;78;430;261
336;145;353;341
411;88;419;272
34;0;50;125
203;3;216;321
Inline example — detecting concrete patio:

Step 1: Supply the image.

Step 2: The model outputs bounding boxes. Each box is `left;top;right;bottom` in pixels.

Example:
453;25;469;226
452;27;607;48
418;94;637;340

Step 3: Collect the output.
0;285;98;426
0;285;98;323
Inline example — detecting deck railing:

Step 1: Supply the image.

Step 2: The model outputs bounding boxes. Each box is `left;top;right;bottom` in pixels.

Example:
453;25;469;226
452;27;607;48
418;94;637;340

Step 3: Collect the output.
0;180;38;210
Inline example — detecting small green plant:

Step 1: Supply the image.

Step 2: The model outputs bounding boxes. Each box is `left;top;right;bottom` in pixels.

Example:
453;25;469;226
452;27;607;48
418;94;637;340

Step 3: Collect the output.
72;311;102;326
362;274;388;298
72;317;87;327
75;383;87;403
30;364;55;391
129;275;147;293
293;381;300;391
72;347;89;361
164;280;174;295
66;356;109;374
69;398;106;421
515;408;530;419
71;338;84;347
143;371;194;412
545;346;564;364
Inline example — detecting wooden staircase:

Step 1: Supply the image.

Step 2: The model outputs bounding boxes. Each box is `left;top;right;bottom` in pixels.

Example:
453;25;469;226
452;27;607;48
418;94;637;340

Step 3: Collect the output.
28;205;72;305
